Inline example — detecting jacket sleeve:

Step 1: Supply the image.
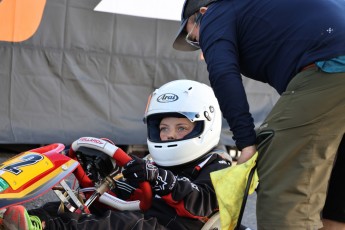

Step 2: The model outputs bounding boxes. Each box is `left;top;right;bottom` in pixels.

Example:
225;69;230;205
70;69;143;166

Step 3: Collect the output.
200;3;256;150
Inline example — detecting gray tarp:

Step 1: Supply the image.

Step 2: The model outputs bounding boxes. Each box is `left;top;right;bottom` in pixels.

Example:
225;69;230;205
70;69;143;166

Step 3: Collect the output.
0;0;279;146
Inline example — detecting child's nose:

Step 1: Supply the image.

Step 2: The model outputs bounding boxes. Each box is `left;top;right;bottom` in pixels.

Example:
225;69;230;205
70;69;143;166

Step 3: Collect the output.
167;130;176;140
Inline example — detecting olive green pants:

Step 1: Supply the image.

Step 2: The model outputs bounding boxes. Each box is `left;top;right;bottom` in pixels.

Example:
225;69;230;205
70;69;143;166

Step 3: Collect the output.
256;67;345;230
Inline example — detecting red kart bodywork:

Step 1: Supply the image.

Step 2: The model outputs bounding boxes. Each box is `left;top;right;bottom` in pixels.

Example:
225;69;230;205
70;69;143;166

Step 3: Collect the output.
0;143;79;209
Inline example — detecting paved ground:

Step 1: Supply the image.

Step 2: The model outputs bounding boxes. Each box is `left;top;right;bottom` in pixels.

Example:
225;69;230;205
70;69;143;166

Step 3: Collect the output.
0;153;257;229
242;193;257;229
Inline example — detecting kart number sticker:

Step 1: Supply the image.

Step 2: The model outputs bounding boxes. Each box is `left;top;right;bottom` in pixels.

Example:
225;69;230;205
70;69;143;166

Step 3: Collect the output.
0;152;54;190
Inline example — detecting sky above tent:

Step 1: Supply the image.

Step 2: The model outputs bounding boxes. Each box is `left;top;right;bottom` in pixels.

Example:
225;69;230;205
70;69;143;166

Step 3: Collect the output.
94;0;185;21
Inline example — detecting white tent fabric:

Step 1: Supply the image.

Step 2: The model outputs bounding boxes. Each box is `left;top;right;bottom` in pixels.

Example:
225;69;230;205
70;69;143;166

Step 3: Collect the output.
94;0;184;21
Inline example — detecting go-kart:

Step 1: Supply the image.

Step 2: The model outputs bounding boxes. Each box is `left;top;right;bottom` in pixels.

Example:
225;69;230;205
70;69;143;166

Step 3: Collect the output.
0;137;152;213
0;137;222;229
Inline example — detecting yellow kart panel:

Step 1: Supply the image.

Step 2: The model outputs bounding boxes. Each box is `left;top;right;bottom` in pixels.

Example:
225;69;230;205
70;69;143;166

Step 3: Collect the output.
0;152;54;190
0;159;78;199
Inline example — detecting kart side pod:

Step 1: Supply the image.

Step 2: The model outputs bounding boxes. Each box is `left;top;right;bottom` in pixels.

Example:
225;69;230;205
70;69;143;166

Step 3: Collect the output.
0;143;79;209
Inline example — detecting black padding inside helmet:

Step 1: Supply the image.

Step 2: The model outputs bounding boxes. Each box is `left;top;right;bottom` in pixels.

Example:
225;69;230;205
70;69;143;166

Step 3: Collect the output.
183;120;203;139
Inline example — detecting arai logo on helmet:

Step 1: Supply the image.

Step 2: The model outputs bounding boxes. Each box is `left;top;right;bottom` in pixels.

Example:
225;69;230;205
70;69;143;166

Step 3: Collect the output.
157;93;178;103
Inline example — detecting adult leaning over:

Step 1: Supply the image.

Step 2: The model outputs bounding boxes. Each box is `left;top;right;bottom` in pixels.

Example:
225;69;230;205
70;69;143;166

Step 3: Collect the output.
173;0;345;229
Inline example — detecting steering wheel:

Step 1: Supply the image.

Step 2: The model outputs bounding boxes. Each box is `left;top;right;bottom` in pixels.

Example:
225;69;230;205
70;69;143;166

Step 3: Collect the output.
68;137;152;211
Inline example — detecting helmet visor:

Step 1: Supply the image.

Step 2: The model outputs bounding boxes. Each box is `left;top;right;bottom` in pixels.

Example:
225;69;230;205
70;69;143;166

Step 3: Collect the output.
146;113;204;142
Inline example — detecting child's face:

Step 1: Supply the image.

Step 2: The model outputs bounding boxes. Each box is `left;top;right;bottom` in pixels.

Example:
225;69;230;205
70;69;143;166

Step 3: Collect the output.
159;117;195;141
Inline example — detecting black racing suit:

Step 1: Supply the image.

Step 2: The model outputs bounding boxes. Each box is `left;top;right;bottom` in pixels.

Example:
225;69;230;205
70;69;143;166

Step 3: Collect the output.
29;151;246;229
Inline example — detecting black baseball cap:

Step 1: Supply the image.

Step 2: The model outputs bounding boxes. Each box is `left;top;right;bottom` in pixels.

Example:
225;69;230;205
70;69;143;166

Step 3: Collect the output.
173;0;217;51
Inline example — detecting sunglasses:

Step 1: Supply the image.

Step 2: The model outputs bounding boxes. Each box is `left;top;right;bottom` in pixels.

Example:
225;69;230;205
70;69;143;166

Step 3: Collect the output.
185;13;202;49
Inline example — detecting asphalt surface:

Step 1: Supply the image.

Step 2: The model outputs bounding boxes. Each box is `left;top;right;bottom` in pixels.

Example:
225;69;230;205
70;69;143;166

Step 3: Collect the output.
0;153;257;229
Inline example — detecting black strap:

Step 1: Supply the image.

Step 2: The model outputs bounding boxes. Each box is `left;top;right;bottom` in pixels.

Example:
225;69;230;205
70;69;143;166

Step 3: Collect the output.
235;163;257;230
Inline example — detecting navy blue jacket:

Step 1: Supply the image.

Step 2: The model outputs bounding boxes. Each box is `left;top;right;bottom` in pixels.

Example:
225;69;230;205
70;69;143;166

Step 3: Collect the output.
200;0;345;149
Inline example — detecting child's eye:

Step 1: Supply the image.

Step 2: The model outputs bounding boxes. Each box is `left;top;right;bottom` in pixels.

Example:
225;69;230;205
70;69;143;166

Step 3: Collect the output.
178;127;187;131
160;127;168;132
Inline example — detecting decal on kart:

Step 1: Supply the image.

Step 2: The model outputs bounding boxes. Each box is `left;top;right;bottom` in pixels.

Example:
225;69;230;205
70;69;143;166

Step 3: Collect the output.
0;152;54;190
0;178;9;192
77;137;107;149
1;153;44;175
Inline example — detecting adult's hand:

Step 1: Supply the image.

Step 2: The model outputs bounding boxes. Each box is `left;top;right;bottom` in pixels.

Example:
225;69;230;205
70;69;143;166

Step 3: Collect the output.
237;145;256;164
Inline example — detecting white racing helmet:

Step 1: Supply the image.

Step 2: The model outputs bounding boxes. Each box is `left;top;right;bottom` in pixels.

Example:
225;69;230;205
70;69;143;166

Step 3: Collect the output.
144;79;222;167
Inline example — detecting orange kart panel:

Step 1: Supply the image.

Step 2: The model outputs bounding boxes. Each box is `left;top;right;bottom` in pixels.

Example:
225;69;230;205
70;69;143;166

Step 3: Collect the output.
0;143;79;209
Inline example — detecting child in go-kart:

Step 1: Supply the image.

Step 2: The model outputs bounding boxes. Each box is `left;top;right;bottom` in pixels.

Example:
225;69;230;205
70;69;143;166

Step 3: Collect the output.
2;80;250;230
